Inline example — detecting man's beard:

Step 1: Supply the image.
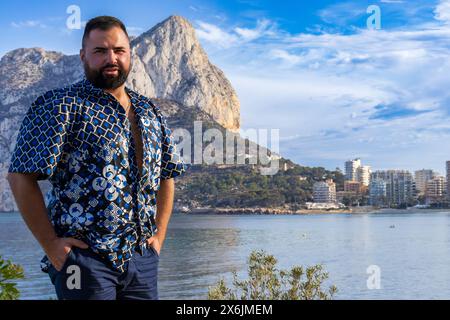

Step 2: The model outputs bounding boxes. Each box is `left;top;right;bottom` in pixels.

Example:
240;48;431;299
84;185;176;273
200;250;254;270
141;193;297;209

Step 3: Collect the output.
83;62;130;90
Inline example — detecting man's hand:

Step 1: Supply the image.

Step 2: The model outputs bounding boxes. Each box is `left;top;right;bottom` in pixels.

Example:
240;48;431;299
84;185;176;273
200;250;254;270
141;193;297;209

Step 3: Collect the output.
7;173;89;271
44;237;88;271
147;178;176;257
146;235;162;256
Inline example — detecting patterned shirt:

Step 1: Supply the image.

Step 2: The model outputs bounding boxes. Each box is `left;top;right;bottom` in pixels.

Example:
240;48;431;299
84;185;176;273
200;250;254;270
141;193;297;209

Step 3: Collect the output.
8;78;187;273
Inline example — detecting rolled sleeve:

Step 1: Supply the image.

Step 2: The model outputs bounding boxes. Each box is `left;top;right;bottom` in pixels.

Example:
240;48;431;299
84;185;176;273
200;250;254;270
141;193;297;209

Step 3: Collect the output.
153;106;187;180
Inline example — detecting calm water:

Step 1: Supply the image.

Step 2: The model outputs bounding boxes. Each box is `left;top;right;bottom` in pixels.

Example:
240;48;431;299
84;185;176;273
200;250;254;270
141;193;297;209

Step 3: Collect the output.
0;210;449;300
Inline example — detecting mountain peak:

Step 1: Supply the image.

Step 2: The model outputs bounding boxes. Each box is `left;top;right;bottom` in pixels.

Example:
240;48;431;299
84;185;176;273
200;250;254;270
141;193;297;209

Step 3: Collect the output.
129;15;240;131
155;15;195;32
134;15;195;44
164;15;192;26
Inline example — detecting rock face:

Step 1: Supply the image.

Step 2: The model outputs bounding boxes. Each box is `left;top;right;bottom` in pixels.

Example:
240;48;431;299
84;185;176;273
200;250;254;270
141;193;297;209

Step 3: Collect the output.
0;48;82;116
0;15;243;211
128;16;240;131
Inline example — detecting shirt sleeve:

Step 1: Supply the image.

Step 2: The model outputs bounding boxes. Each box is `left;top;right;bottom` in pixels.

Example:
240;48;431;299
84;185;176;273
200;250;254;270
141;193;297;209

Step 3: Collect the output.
8;92;73;180
152;102;188;180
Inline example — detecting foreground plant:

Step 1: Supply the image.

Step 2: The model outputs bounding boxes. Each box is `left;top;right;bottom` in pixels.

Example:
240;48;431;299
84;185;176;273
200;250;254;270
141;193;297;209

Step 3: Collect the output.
0;255;25;300
208;250;337;300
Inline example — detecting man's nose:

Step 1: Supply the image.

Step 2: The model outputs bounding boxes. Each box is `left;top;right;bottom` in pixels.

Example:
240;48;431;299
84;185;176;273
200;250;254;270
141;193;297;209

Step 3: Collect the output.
105;49;118;64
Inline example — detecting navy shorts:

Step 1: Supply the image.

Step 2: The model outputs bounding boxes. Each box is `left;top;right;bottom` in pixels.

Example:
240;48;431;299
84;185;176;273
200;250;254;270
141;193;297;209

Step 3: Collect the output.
48;246;159;300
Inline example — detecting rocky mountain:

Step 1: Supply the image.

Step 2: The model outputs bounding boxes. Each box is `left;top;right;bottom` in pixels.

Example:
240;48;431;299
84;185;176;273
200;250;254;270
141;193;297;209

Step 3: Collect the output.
0;16;240;128
129;16;240;131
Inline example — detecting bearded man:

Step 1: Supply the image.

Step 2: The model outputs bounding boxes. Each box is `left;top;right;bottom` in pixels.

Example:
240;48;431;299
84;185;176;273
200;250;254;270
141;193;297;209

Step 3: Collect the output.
7;15;187;300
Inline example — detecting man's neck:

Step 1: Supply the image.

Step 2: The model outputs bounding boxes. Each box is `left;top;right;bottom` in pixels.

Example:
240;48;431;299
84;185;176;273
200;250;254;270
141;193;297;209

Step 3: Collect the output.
104;84;131;113
104;84;127;102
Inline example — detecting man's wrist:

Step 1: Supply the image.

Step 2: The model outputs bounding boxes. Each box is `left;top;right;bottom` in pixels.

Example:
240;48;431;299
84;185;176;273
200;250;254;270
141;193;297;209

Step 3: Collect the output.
41;236;59;252
156;232;165;243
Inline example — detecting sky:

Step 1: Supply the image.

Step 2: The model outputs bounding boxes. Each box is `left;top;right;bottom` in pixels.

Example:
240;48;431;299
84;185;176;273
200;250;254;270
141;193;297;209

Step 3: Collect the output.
0;0;449;174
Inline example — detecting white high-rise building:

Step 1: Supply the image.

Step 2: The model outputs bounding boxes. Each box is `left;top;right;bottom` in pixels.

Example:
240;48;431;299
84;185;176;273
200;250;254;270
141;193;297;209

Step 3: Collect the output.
345;159;361;181
369;179;387;207
357;165;371;187
345;159;371;187
415;169;435;195
370;170;415;206
313;179;337;203
425;176;446;205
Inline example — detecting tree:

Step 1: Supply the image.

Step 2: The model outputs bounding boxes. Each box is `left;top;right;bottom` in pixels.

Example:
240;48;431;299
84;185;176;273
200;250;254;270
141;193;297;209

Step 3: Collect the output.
208;250;337;300
0;256;25;300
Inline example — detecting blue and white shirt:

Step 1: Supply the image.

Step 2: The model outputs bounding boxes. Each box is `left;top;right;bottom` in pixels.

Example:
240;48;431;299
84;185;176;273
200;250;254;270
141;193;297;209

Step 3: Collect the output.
8;78;187;273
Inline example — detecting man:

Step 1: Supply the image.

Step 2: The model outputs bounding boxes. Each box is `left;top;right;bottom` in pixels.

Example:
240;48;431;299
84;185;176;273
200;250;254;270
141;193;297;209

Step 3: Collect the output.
6;16;187;300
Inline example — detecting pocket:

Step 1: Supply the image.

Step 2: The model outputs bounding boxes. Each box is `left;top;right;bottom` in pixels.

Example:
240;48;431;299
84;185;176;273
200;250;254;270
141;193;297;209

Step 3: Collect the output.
135;247;159;274
148;245;160;258
55;249;76;273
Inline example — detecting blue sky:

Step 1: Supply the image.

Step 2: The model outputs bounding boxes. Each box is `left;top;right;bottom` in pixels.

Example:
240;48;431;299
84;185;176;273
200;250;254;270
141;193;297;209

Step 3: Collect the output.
1;0;450;174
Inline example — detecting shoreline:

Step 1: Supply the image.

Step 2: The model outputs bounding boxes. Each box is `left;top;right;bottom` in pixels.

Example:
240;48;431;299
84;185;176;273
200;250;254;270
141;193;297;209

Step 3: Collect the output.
185;206;380;215
183;206;450;215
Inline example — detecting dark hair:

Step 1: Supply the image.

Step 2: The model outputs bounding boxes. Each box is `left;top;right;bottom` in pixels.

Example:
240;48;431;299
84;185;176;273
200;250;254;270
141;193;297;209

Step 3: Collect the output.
82;16;129;48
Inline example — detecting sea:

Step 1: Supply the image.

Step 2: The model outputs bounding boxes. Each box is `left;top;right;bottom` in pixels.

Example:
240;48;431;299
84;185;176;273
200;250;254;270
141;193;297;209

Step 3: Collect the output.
0;209;449;300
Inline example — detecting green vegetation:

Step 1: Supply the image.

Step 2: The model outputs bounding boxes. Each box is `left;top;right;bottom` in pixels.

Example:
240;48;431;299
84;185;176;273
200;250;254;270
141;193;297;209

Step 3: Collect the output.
0;255;24;300
178;162;345;208
208;250;337;300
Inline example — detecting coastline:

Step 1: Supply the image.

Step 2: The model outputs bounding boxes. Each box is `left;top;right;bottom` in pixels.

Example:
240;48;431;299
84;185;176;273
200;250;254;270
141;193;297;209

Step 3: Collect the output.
183;206;450;215
184;206;381;215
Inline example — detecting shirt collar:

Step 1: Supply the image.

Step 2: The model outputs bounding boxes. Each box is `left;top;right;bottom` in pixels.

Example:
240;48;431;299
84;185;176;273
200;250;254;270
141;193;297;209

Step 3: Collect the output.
79;77;144;113
80;77;139;100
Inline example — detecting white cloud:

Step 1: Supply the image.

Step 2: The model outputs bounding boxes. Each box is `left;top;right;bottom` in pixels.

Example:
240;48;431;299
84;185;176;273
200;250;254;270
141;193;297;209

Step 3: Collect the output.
10;20;47;29
317;2;365;26
199;2;450;173
434;0;450;23
269;49;302;65
195;18;278;49
234;19;276;40
195;21;239;48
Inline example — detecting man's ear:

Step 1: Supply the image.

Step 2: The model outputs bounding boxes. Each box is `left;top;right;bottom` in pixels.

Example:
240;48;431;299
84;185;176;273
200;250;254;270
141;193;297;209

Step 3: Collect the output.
79;48;85;62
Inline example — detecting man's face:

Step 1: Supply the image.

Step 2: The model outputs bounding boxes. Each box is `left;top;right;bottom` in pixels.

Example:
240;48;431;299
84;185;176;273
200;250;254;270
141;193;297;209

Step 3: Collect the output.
80;26;131;90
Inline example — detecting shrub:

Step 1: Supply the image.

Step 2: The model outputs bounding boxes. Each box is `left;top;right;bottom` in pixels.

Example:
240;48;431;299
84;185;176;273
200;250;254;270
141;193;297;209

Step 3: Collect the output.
0;255;25;300
208;250;337;300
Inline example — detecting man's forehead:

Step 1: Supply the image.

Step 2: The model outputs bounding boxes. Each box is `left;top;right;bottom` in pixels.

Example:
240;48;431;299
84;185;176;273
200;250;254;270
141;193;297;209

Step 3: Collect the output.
86;27;129;47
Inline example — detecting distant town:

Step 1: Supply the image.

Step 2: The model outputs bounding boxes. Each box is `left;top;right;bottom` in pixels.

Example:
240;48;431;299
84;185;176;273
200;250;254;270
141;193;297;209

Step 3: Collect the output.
309;159;450;210
2;157;450;213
